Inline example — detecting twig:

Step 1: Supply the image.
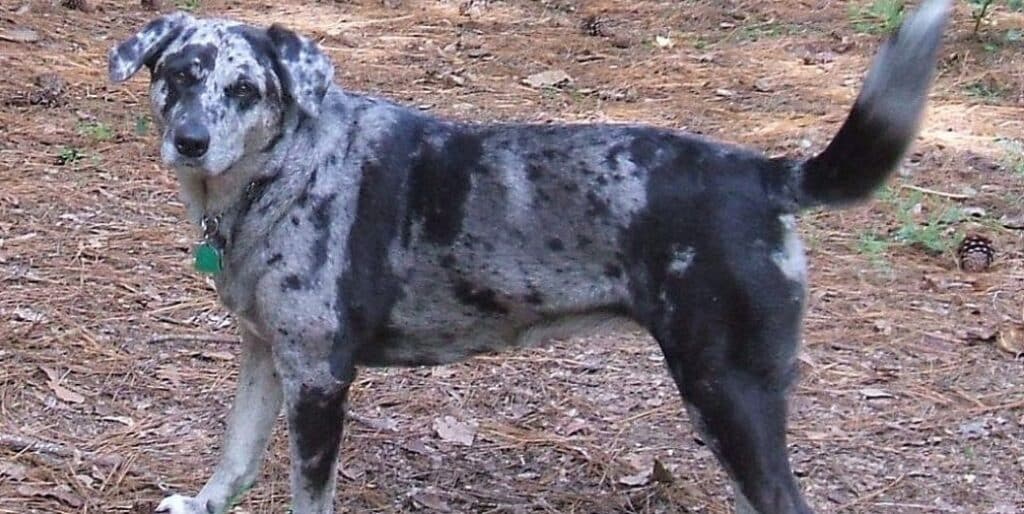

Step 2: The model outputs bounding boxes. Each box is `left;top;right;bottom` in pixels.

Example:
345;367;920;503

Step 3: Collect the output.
346;411;398;432
0;433;122;467
899;184;972;200
145;333;239;345
837;472;907;512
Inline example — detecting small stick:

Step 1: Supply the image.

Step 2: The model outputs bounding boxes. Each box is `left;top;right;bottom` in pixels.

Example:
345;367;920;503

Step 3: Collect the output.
346;411;398;432
0;433;122;467
145;334;239;345
837;472;907;512
899;184;973;200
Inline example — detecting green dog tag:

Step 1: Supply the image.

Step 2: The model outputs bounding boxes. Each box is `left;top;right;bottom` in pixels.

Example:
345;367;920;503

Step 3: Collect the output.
194;243;223;275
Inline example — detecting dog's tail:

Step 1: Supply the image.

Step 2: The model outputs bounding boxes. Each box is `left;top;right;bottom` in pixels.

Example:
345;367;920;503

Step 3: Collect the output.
778;0;951;211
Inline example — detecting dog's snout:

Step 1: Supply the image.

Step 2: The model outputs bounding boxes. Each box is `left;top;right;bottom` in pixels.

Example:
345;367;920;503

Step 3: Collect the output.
173;123;210;158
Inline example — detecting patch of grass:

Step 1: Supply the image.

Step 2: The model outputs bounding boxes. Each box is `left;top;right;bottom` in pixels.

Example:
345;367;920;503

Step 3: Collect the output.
77;121;114;142
857;231;891;268
57;147;84;165
875;189;967;257
964;79;1007;102
970;0;1024;34
736;21;802;42
850;0;905;34
176;0;199;12
997;138;1024;176
134;115;151;136
889;191;964;255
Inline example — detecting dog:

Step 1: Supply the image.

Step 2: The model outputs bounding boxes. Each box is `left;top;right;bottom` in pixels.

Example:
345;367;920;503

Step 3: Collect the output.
108;1;950;512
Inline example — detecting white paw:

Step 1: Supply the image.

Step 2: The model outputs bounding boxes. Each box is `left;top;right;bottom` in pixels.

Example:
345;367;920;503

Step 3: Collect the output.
156;494;209;514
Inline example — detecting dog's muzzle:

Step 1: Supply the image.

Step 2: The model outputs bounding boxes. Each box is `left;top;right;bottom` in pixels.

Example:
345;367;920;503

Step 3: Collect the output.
173;121;211;159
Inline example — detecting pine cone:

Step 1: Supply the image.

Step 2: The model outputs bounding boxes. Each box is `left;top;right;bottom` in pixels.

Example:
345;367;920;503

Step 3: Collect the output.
957;234;995;272
28;73;66;106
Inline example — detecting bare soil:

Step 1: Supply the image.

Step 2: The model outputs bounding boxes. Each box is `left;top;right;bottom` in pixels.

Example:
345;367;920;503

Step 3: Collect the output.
2;1;1023;513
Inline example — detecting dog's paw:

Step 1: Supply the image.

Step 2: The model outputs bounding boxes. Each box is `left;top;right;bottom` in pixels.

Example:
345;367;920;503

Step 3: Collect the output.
155;495;210;514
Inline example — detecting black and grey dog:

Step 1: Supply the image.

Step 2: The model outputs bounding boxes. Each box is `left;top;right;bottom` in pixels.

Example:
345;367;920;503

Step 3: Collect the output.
108;1;950;512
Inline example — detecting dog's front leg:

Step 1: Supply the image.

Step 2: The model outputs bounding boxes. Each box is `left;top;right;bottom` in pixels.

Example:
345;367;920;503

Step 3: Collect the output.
158;328;283;514
276;339;355;514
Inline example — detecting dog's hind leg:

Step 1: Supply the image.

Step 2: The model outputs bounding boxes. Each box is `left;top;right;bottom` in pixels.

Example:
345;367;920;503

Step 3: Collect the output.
157;328;283;514
658;320;811;513
641;256;812;514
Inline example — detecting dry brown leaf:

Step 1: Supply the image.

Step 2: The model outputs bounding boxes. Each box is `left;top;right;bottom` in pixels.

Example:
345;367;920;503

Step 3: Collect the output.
410;486;450;511
619;454;654;486
195;350;234;361
859;388;894;400
561;418;588;436
0;461;28;481
16;484;84;508
41;367;85;403
996;326;1024;358
432;416;476;446
49;381;85;403
618;468;651;487
0;28;41;43
523;70;572;89
651;458;674;484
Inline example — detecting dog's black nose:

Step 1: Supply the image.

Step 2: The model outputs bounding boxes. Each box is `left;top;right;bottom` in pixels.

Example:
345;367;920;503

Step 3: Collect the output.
174;123;210;158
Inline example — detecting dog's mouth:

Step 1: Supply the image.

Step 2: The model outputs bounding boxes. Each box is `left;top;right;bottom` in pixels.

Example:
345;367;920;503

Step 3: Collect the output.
160;138;235;177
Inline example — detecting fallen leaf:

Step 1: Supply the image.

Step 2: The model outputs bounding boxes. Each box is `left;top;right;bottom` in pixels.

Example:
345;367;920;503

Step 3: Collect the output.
714;88;735;98
13;307;46;322
618;468;651;487
561;418;588;436
960;326;998;343
195;350;234;361
0;462;28;481
998;214;1024;229
410;487;450;511
523;70;572;89
859;388;894;400
40;366;86;403
101;415;135;427
651;458;674;484
49;380;85;403
39;366;59;382
619;454;653;486
873;319;893;336
753;78;773;92
996;326;1023;358
958;420;989;439
433;416;476;446
962;206;986;218
0;28;41;43
802;51;836;65
16;484;83;508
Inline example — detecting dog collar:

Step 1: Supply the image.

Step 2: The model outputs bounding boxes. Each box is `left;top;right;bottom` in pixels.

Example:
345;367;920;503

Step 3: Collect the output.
194;215;223;275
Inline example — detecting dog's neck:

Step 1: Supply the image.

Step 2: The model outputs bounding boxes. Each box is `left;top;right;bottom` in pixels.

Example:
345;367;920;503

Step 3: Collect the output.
175;112;302;231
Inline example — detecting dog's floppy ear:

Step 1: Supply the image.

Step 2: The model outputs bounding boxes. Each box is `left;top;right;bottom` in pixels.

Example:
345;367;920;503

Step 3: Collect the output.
266;24;334;118
108;12;194;83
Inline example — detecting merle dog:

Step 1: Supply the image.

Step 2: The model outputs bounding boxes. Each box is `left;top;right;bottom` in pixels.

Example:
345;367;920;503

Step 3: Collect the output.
108;1;951;512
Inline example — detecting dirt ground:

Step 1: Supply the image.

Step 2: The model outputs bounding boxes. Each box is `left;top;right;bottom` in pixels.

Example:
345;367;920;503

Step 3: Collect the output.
1;0;1023;512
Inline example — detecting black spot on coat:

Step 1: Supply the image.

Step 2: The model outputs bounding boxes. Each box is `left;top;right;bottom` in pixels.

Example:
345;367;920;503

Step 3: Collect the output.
406;128;482;245
453;279;508;315
291;384;347;493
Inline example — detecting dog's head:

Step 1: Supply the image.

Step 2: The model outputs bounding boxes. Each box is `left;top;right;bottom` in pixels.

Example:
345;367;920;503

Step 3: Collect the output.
108;13;333;175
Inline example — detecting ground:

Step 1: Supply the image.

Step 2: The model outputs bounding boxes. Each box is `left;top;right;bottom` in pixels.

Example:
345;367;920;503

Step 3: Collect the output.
1;0;1023;512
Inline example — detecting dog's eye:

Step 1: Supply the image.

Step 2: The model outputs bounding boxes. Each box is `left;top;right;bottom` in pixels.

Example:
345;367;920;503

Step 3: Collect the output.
227;81;259;101
171;70;195;87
